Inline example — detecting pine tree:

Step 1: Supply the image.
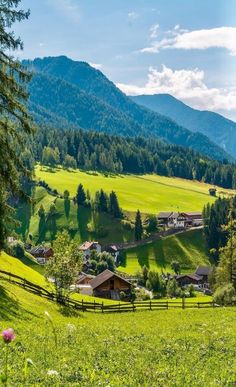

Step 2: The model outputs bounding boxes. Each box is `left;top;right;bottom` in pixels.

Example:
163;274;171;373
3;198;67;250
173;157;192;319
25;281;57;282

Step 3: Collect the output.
0;1;34;249
76;184;86;206
98;189;108;212
216;203;236;289
134;210;143;241
109;191;122;218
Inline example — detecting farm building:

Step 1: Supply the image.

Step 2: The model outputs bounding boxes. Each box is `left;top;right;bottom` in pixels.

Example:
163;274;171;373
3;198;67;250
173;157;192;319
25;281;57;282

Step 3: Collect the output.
195;266;213;283
79;241;101;260
157;212;203;229
89;269;132;300
175;274;203;287
103;245;120;262
28;245;54;264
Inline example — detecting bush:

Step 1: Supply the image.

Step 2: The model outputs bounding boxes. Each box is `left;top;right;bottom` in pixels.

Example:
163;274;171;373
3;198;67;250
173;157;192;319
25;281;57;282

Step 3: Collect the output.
214;284;236;305
121;220;134;231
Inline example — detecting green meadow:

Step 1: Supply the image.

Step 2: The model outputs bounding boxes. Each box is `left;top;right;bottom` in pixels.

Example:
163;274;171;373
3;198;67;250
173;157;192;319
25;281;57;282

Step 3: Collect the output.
0;253;235;385
34;165;228;213
118;229;210;274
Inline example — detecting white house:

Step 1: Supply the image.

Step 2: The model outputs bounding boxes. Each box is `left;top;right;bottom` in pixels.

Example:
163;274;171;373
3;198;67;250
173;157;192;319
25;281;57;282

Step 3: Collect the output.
79;241;101;260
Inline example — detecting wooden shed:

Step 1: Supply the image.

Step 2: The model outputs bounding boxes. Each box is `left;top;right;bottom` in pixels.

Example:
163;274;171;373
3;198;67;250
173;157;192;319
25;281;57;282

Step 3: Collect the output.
89;269;132;300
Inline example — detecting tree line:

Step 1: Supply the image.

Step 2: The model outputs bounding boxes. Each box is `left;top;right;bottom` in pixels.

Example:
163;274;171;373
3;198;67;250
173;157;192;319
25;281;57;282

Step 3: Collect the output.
33;127;236;189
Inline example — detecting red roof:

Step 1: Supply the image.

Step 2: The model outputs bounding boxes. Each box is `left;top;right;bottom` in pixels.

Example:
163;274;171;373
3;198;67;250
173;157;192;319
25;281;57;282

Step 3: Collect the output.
79;241;99;251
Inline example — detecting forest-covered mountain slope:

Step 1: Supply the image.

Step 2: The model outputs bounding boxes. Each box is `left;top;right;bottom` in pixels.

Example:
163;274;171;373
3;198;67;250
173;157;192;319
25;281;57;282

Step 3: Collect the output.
23;56;231;161
132;93;236;159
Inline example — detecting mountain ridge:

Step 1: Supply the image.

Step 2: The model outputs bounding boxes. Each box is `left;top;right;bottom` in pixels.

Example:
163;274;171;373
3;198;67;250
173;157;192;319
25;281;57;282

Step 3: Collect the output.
23;56;232;162
131;93;236;158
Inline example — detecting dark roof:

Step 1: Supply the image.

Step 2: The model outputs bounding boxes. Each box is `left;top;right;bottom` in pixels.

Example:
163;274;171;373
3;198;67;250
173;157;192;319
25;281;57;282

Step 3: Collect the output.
195;266;213;276
157;212;173;219
89;269;131;290
106;245;119;252
77;273;95;284
29;246;52;254
176;274;203;281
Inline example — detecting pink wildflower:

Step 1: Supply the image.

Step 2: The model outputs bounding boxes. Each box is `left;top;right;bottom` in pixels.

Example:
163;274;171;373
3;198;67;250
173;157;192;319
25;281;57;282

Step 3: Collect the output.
2;328;16;344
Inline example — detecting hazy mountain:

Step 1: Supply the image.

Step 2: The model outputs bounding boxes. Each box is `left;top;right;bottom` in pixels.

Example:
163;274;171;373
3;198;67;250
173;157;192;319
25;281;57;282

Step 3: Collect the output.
23;56;232;161
131;94;236;158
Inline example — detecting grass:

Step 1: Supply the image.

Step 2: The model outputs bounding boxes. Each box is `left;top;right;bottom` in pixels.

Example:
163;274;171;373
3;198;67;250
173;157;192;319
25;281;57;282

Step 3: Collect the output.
24;186;133;244
34;165;232;213
0;279;236;385
118;229;210;275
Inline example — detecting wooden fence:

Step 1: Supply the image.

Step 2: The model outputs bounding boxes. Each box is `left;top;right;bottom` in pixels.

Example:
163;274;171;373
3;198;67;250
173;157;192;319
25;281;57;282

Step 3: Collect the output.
1;269;235;313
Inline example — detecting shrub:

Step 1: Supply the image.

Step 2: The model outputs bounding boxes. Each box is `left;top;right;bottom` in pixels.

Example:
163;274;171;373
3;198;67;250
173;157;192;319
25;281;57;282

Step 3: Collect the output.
214;284;236;305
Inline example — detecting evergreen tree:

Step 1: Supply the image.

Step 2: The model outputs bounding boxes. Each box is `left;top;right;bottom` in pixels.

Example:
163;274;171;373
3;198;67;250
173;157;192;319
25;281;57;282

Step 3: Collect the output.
97;189;108;212
76;184;86;206
0;1;33;249
134;210;143;241
216;204;236;289
38;204;46;243
109;191;122;218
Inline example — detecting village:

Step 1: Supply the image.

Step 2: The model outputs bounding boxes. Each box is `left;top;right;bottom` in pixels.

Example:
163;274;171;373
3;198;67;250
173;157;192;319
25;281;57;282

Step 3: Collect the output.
9;210;212;301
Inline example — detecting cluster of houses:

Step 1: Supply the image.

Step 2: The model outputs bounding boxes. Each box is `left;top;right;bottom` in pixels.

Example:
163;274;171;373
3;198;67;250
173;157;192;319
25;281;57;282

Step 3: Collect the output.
157;211;203;229
173;266;212;290
27;241;120;265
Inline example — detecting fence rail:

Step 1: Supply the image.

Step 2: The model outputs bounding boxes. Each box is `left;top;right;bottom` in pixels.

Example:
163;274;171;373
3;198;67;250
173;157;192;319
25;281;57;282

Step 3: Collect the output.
1;269;235;313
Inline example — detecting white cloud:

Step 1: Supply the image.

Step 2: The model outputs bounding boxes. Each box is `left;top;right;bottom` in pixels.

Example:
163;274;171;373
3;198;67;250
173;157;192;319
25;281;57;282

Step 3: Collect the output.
117;65;236;114
128;11;139;20
149;24;159;39
88;62;103;70
141;26;236;55
48;0;80;22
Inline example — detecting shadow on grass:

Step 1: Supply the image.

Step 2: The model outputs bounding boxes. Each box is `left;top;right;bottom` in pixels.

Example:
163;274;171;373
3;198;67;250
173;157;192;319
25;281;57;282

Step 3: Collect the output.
0;285;37;322
57;305;84;318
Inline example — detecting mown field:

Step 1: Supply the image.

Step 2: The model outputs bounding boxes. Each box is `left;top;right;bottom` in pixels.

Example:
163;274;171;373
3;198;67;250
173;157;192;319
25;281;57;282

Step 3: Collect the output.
34;165;228;213
118;229;210;274
0;276;235;385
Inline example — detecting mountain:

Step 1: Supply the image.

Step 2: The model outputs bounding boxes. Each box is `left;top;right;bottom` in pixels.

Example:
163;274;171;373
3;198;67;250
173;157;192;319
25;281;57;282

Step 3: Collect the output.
131;94;236;159
23;56;231;161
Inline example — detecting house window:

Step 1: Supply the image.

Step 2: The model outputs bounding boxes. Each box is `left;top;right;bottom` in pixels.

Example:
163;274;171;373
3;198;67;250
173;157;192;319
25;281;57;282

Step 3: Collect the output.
110;279;115;290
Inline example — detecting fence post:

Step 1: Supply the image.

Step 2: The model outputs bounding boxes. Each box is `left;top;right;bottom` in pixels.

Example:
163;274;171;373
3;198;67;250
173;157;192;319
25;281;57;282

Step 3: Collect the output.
150;300;152;311
94;300;96;312
132;301;135;312
119;302;121;312
166;301;169;310
182;297;185;309
212;301;215;308
197;302;200;309
102;302;104;313
82;299;84;312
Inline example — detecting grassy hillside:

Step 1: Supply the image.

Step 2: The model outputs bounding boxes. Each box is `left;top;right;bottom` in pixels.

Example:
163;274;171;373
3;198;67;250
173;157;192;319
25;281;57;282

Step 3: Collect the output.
22;186;133;244
0;279;235;385
118;229;210;275
34;165;230;213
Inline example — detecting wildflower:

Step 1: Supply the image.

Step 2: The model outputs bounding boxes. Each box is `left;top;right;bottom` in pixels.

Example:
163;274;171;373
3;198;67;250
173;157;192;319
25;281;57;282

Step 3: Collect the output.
67;323;76;333
2;328;16;344
47;370;59;377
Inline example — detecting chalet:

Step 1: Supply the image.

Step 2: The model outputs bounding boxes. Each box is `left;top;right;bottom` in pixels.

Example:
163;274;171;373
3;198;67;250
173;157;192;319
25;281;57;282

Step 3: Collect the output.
182;212;203;227
89;269;132;300
157;211;203;229
79;241;101;260
77;273;95;285
175;274;203;287
28;246;54;264
104;245;120;262
195;266;213;283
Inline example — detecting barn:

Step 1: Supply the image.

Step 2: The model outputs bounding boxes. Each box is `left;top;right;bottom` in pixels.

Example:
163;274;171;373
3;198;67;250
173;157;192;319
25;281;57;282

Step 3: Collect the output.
89;269;132;300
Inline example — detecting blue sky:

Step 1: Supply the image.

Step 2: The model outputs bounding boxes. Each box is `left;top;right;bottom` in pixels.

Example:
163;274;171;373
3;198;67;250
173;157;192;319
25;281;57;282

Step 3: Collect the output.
15;0;236;120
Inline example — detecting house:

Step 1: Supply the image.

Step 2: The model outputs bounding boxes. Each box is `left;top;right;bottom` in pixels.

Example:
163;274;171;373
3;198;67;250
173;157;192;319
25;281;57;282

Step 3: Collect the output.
77;272;95;285
175;274;203;287
182;212;203;227
157;212;186;229
28;245;54;264
79;241;101;260
157;211;203;229
195;266;213;283
104;245;120;262
89;269;132;300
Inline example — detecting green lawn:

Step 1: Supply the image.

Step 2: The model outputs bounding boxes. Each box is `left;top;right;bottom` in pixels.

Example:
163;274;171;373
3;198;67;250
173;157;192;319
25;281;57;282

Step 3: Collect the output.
118;229;210;275
34;165;230;213
0;279;235;385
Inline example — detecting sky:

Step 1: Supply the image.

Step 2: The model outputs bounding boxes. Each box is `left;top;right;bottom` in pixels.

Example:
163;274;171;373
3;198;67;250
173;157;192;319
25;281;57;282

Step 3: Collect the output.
14;0;236;120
